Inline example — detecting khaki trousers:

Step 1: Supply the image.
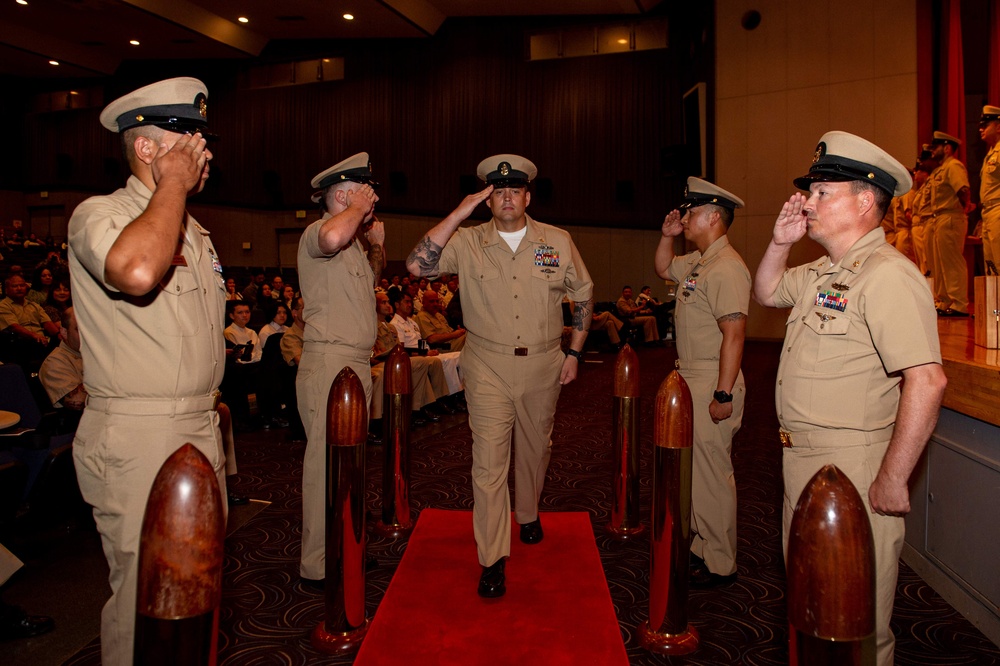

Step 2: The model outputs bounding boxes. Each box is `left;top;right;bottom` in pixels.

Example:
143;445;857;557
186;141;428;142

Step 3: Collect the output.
782;435;903;666
982;206;1000;271
369;355;449;420
911;223;928;275
678;363;745;576
932;211;969;312
297;346;372;580
461;340;564;567
73;408;226;666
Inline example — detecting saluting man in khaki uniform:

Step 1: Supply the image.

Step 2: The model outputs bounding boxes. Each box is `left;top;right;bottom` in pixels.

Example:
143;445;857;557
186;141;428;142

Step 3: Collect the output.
68;77;228;666
979;106;1000;273
655;177;750;589
406;155;593;598
754;131;947;666
297;153;383;586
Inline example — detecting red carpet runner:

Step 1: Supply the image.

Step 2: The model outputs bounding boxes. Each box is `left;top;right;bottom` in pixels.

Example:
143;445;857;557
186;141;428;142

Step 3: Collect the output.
354;509;628;665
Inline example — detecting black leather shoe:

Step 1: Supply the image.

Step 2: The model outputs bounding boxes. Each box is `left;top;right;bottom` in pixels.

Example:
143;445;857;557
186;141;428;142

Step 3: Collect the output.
299;576;325;591
519;518;543;544
430;399;456;415
420;407;441;423
477;559;506;598
411;411;428;427
941;308;970;317
228;492;249;506
0;604;54;641
367;431;383;446
689;566;738;589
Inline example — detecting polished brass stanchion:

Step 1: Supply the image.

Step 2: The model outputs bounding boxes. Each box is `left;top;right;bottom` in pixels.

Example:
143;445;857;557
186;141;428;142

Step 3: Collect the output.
639;370;699;655
788;464;875;666
607;343;645;539
134;443;225;666
375;344;413;538
311;367;370;654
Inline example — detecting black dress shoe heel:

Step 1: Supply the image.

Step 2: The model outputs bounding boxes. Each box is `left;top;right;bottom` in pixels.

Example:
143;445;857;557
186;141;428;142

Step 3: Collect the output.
519;518;543;544
477;559;506;598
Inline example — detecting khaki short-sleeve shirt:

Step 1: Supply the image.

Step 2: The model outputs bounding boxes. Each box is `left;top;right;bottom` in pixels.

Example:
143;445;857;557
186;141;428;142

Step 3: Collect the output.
437;215;593;347
665;235;751;363
0;298;51;335
771;228;941;432
297;214;376;353
68;176;226;399
981;143;1000;204
39;342;84;406
929;156;970;215
414;310;453;339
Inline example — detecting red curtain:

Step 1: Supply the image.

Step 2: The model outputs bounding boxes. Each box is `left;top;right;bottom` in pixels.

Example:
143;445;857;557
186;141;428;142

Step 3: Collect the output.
940;0;967;163
990;0;1000;106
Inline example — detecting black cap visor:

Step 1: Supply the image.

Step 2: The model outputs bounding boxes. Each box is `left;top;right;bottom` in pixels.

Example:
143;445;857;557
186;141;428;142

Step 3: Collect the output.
793;155;896;196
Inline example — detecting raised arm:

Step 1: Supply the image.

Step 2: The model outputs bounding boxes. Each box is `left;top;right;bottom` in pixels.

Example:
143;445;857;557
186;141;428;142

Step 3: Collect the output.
754;192;808;307
104;132;210;296
654;209;684;279
868;362;947;515
364;217;386;287
406;186;493;277
316;184;378;255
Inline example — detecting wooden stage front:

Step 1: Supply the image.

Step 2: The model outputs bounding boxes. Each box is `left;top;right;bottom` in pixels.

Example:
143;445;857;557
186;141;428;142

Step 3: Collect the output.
937;318;1000;427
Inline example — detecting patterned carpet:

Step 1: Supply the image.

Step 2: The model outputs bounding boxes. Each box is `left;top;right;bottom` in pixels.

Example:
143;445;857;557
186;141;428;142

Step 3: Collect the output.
64;341;1000;665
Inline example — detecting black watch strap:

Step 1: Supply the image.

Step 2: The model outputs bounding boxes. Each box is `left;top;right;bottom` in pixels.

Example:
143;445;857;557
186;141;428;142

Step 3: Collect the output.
713;390;733;404
566;348;584;360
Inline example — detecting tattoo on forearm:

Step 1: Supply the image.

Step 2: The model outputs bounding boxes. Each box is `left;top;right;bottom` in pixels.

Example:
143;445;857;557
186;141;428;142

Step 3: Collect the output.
406;236;443;277
368;243;384;286
717;312;747;323
572;299;593;332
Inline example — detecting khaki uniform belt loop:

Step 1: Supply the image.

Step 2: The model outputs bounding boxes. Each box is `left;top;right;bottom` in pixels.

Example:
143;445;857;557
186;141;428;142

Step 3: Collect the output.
466;332;561;356
779;425;894;449
86;390;221;416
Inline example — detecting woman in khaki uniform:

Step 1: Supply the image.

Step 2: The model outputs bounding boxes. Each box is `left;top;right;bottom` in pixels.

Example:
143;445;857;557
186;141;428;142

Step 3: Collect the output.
406;155;593;598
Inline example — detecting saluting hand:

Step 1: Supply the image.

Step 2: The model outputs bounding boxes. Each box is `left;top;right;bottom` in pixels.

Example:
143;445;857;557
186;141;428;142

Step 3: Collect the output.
365;216;385;246
773;192;808;246
452;185;494;222
151;132;211;195
346;184;378;220
661;209;684;237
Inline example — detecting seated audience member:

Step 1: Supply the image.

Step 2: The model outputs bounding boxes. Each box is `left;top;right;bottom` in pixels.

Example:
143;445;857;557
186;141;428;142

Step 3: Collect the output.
445;282;463;329
371;292;453;426
616;285;660;345
270;275;285;301
225;277;243;301
281;297;305;367
241;270;266;306
39;306;87;413
248;283;273;331
26;266;54;305
389;290;423;347
590;309;625;349
415;289;466;351
223;302;262;429
636;284;674;340
281;284;297;311
259;303;290;350
376;278;389;294
441;275;459;307
0;274;59;364
42;273;72;325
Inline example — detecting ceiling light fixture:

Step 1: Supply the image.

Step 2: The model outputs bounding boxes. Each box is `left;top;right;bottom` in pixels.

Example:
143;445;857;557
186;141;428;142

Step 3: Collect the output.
343;14;354;21
16;0;29;6
238;17;249;24
49;60;59;66
129;40;140;46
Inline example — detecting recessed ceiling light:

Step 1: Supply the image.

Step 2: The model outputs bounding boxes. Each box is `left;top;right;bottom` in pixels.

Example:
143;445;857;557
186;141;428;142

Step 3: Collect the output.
238;17;249;24
617;38;628;45
49;60;59;66
69;91;79;95
129;40;140;46
16;0;29;6
343;14;354;21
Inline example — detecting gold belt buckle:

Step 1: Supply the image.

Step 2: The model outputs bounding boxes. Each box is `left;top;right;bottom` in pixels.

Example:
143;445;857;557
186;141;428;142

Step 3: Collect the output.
212;390;222;411
779;430;793;448
514;347;528;356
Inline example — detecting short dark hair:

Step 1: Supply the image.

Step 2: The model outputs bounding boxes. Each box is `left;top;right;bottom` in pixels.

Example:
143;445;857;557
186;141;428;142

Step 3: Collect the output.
388;289;405;308
849;180;892;219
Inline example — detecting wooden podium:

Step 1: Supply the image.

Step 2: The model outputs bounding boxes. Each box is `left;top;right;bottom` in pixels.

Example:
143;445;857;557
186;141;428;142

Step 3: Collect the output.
974;276;1000;348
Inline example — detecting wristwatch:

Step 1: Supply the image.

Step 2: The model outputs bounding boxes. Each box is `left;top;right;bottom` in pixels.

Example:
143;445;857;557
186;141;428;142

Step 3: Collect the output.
566;348;584;360
713;390;733;404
